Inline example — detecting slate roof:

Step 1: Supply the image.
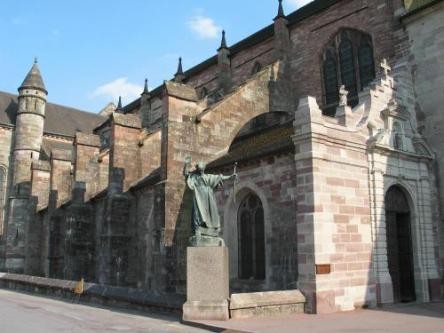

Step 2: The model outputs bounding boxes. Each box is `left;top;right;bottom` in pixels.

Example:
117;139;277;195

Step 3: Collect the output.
19;61;47;93
208;121;294;168
0;91;104;137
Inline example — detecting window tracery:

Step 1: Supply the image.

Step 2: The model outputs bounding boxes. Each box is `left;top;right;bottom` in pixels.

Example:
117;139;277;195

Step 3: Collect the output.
238;192;265;280
322;29;376;115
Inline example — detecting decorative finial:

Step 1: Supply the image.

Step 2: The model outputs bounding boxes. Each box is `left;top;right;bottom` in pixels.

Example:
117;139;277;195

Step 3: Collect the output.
220;30;227;49
339;85;349;107
177;57;184;75
175;57;185;82
275;0;285;20
116;96;123;111
142;78;149;95
34;57;38;64
381;58;391;77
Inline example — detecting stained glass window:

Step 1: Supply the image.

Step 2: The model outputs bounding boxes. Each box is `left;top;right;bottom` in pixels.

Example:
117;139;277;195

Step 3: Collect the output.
321;30;375;112
323;51;339;106
359;42;375;88
339;37;358;106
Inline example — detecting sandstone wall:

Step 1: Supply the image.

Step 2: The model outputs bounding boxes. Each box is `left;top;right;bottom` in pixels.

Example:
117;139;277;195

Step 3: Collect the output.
213;152;298;293
293;96;376;313
404;2;444;291
289;0;403;107
0;126;13;242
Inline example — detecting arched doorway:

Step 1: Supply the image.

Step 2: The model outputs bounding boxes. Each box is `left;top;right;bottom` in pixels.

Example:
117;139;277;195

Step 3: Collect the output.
238;193;265;280
385;186;416;303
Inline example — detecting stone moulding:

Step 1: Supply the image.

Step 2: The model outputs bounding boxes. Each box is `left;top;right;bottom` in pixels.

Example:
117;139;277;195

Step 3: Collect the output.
0;273;184;313
229;290;306;319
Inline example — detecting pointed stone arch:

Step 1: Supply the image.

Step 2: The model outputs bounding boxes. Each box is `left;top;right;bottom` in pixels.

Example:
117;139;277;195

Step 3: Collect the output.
384;185;416;303
222;181;272;290
195;63;288;162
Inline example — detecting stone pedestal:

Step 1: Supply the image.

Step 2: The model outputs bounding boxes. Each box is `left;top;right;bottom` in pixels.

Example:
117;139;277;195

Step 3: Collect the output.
183;246;229;321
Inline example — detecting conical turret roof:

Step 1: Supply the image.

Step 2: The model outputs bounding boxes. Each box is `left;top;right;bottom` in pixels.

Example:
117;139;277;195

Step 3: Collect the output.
19;59;47;93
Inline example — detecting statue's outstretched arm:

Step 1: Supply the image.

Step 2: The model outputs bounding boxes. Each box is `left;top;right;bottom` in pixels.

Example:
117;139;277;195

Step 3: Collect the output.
221;174;236;181
221;162;238;181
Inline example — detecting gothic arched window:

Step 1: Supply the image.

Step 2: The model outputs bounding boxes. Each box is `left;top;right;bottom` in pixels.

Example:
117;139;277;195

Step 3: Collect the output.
321;29;376;113
0;167;7;233
323;50;339;106
238;193;265;280
339;35;358;105
393;122;403;151
200;87;208;99
252;62;263;75
359;40;375;88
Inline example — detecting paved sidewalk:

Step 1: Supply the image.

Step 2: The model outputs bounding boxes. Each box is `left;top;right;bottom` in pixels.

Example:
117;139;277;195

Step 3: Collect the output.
191;302;444;333
0;289;210;333
1;288;442;333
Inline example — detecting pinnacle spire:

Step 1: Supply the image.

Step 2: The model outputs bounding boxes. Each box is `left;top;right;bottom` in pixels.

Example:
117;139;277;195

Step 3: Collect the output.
142;78;149;95
19;59;47;93
116;96;123;112
275;0;286;20
174;57;185;82
176;57;184;76
219;30;228;50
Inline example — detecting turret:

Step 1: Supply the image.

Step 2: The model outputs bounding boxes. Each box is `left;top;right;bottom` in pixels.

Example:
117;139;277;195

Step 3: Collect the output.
5;59;48;273
12;59;48;192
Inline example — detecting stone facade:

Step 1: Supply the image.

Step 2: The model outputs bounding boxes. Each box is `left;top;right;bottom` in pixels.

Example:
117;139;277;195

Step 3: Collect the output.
403;0;444;294
0;0;443;314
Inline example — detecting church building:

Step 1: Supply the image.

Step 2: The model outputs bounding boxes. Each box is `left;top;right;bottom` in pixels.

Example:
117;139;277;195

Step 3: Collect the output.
0;0;443;313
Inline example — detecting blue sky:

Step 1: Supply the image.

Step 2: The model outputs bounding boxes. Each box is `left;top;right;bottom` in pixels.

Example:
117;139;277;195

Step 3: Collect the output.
0;0;312;112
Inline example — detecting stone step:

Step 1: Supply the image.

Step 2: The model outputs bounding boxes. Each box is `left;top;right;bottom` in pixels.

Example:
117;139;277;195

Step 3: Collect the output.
229;290;306;319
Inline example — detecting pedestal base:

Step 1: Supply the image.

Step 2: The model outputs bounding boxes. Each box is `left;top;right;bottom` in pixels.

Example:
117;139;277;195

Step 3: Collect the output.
183;246;229;321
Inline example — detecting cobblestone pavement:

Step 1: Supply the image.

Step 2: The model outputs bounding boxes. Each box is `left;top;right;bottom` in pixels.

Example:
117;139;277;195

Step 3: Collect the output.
0;289;214;333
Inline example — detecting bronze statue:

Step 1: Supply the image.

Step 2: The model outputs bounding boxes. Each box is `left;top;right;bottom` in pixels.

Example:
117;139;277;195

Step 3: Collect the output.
183;157;237;246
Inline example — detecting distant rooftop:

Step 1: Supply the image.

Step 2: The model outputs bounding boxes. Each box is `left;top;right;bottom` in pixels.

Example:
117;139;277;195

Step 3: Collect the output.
0;91;104;137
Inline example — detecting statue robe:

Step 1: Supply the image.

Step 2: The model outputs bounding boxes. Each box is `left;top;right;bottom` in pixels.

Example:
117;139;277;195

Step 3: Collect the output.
186;172;224;232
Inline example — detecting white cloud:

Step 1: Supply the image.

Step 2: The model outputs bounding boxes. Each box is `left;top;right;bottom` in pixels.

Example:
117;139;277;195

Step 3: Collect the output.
187;15;221;39
286;0;313;9
92;77;143;104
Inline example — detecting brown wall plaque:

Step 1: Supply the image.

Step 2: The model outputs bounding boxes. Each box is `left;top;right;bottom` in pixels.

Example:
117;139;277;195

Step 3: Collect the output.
316;264;331;275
